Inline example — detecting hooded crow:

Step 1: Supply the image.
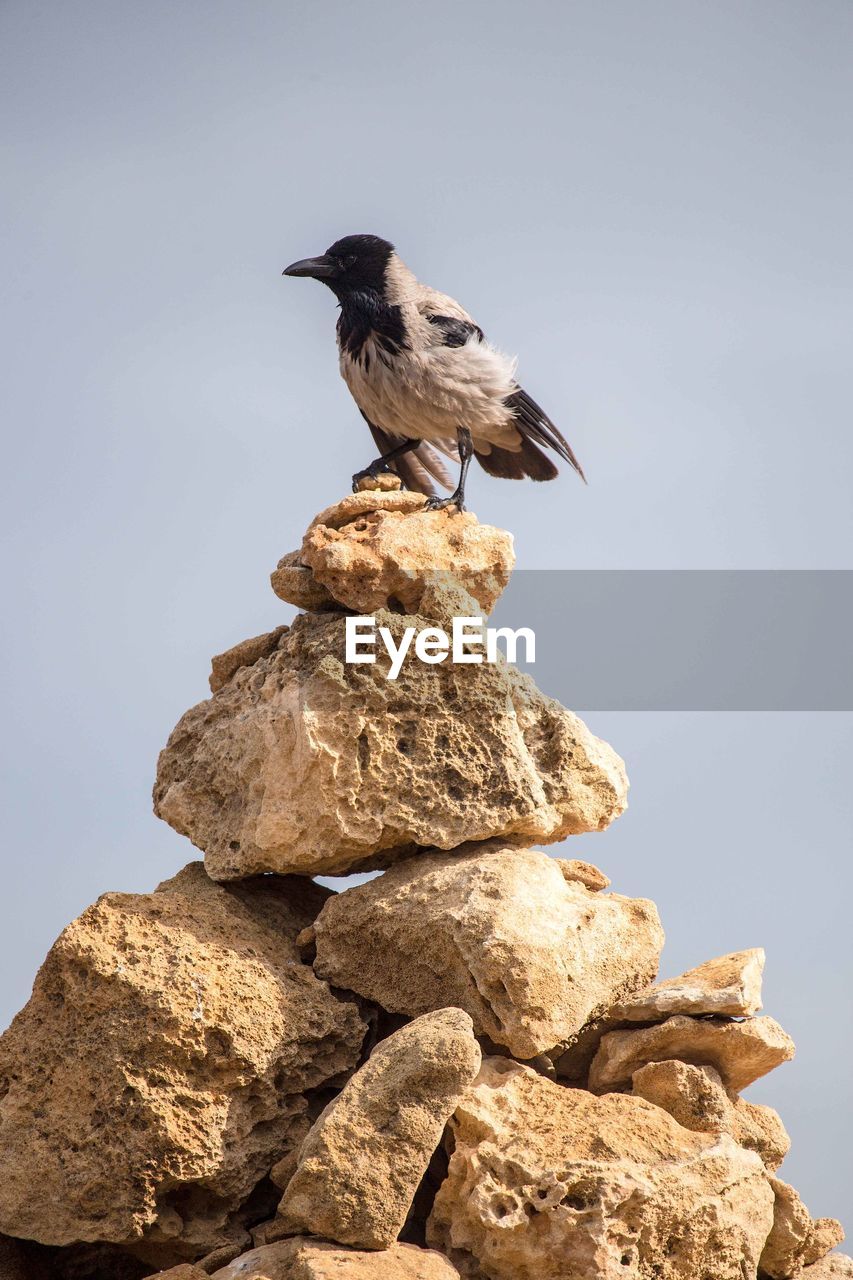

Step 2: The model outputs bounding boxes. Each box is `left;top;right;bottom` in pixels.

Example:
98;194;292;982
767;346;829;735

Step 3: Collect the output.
283;234;585;510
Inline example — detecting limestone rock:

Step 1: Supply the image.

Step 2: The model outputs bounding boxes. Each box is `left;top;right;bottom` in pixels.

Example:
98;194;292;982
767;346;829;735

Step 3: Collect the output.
274;1008;481;1249
0;863;367;1264
354;472;403;492
611;949;765;1021
210;1238;461;1278
556;857;610;891
298;488;514;622
631;1059;790;1170
210;627;288;693
760;1178;817;1279
154;611;628;879
311;844;663;1058
589;1014;795;1094
758;1176;845;1279
803;1224;847;1269
427;1057;775;1280
152;1268;209;1279
797;1259;853;1279
270;551;340;612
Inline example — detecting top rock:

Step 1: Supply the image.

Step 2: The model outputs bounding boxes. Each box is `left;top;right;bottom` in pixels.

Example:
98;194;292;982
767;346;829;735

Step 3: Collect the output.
272;484;515;623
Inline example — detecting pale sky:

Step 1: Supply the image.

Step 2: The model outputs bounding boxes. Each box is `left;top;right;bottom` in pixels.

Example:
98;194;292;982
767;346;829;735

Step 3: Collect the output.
1;0;851;1222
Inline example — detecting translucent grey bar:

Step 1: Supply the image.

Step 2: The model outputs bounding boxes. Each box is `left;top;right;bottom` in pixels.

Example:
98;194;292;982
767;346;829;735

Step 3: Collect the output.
488;571;853;711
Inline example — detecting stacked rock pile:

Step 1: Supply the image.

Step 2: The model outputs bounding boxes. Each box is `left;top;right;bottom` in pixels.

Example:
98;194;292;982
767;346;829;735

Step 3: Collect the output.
0;482;847;1280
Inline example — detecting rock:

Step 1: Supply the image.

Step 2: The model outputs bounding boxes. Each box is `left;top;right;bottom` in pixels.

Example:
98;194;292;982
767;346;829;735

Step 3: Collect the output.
760;1178;817;1278
589;1013;795;1094
297;489;515;622
311;844;663;1058
152;1268;209;1279
270;551;340;612
611;948;765;1021
0;863;367;1265
803;1224;847;1269
354;472;404;492
154;611;628;879
209;627;289;693
758;1176;845;1279
631;1059;790;1170
552;1013;621;1085
556;857;610;891
274;1009;481;1249
798;1260;853;1279
210;1238;461;1278
427;1057;775;1280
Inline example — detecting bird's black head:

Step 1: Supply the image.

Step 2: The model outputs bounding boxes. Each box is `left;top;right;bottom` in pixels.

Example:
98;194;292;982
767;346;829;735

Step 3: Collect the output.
283;234;394;298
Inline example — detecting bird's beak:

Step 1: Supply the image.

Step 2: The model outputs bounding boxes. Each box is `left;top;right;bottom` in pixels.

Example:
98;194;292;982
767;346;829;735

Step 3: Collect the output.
282;254;338;280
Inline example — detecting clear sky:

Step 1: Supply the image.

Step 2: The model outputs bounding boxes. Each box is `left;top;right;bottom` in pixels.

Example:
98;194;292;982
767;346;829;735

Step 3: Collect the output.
1;0;851;1223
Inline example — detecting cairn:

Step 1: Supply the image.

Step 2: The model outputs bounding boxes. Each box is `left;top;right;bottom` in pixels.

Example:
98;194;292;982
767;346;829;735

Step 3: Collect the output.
0;481;846;1280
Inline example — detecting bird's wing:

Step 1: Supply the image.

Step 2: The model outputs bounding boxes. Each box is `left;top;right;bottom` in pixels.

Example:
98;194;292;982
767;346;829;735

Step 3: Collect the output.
365;418;455;496
415;284;586;484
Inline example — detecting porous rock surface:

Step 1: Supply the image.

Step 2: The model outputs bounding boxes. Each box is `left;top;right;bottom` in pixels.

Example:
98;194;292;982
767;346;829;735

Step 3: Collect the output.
759;1177;845;1279
273;1009;481;1249
611;947;765;1020
0;863;367;1264
427;1057;775;1280
631;1059;791;1170
589;1013;796;1094
310;844;663;1058
209;1238;462;1278
154;611;628;879
298;488;514;623
799;1260;853;1279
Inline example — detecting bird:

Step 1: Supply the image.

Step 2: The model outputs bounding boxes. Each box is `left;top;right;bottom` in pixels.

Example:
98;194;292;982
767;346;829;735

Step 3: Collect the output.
283;234;585;510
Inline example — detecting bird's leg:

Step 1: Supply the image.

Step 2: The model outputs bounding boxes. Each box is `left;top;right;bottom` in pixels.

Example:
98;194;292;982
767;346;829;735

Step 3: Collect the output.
424;427;473;512
351;438;421;492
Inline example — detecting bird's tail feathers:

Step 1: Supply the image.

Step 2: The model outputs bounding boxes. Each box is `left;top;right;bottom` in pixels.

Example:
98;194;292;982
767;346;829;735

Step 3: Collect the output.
505;386;586;483
475;438;558;482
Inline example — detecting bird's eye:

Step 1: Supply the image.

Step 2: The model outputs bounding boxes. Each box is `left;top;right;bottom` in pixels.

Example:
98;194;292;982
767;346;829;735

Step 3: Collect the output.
343;254;357;269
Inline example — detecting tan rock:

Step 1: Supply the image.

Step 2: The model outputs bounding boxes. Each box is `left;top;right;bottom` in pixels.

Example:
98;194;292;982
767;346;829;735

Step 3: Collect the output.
427;1057;774;1280
270;551;340;611
0;863;367;1264
798;1259;853;1279
298;489;514;622
760;1178;816;1278
631;1059;790;1170
311;844;663;1058
209;626;288;693
556;857;610;890
354;472;404;492
154;611;628;879
612;948;765;1021
210;1238;461;1278
803;1223;847;1269
758;1175;845;1279
274;1009;481;1249
589;1014;795;1094
152;1268;209;1279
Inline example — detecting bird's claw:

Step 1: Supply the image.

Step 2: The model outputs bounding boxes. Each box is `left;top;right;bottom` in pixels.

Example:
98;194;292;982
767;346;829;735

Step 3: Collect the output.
424;492;466;513
351;463;388;493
